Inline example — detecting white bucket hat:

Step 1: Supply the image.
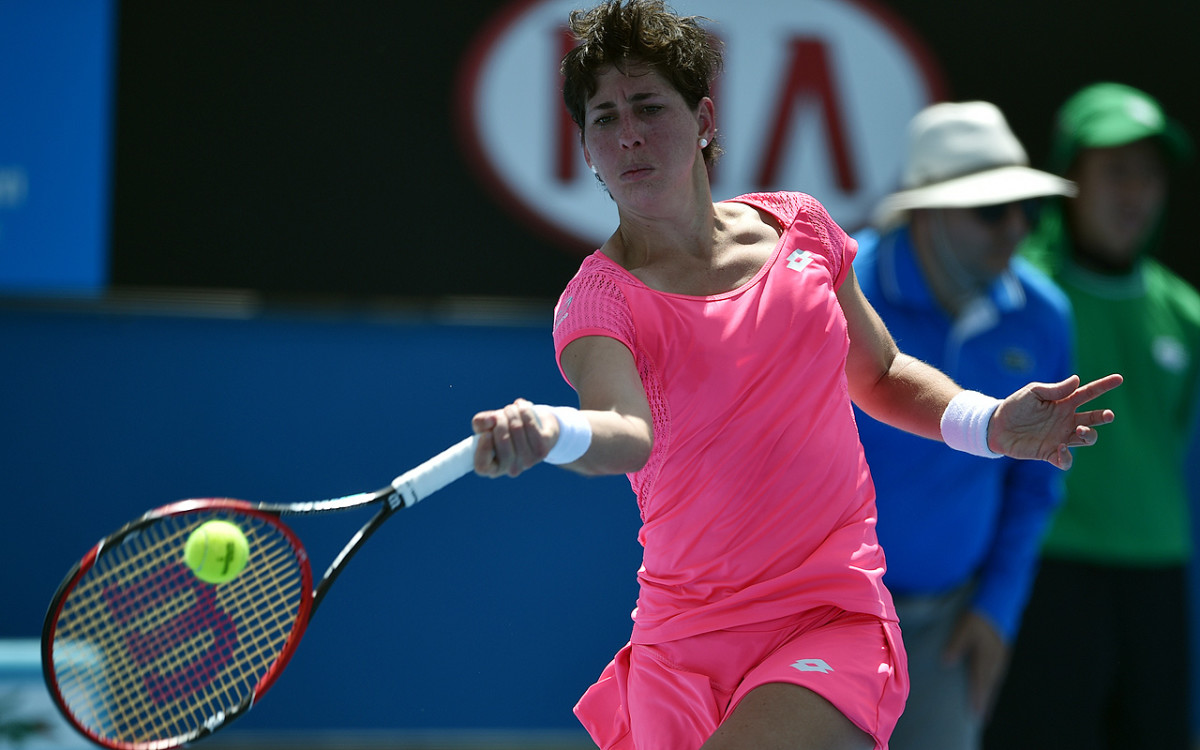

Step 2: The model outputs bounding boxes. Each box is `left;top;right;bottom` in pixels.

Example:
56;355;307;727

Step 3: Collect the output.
872;101;1076;228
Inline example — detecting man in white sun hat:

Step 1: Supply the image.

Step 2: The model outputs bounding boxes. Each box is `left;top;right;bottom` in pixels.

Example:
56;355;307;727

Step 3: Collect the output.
851;101;1077;750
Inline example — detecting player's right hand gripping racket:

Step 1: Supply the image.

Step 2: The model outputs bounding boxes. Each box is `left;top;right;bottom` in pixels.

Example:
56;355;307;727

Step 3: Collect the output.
41;436;477;750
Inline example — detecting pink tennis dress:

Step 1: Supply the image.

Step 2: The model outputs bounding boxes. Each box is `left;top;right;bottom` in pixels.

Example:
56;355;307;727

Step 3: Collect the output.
553;192;905;748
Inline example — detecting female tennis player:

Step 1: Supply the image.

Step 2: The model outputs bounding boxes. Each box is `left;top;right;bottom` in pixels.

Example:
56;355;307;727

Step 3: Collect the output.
470;2;1122;748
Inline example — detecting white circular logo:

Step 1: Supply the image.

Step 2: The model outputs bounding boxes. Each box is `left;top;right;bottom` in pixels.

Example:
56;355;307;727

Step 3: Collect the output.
456;0;945;255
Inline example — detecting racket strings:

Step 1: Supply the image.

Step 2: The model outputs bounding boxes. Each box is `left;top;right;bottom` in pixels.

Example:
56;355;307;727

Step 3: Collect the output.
49;510;308;747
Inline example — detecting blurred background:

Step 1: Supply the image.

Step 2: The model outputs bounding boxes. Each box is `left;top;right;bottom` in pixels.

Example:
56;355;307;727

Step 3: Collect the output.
2;0;1198;748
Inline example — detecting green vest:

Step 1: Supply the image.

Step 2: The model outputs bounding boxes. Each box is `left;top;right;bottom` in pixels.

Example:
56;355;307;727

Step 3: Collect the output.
1035;258;1200;565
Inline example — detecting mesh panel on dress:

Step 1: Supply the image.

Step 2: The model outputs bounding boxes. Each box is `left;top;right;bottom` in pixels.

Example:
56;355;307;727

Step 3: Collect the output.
557;261;638;347
555;260;669;517
736;190;804;223
799;193;848;281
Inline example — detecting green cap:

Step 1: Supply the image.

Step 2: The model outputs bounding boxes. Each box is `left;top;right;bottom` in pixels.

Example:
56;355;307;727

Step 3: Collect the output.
1049;82;1193;172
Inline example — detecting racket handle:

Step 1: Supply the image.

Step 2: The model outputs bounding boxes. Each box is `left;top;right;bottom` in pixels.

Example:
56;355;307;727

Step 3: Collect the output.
390;435;477;508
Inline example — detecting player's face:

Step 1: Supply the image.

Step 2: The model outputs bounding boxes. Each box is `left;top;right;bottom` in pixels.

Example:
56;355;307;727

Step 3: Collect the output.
581;62;709;211
1066;139;1167;270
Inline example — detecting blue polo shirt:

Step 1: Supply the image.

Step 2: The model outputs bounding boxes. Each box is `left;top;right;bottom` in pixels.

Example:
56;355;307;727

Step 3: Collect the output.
853;226;1073;639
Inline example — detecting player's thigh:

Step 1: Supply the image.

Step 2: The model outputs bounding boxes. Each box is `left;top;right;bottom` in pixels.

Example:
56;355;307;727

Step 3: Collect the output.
701;682;873;750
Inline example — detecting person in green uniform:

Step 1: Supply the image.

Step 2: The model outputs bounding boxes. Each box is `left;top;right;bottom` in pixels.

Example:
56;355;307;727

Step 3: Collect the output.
985;82;1199;749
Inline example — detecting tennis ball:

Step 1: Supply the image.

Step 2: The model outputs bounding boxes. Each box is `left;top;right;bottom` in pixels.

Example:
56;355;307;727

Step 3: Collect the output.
184;520;250;584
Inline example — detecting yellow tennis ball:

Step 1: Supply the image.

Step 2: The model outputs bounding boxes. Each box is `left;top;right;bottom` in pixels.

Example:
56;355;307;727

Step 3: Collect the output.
184;520;250;584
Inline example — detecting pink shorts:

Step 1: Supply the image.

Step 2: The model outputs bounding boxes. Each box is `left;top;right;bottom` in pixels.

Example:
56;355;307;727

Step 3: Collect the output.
574;607;908;750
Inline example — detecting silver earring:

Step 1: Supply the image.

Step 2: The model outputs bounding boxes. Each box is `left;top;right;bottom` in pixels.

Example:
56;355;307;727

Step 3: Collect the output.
699;138;709;149
590;165;598;175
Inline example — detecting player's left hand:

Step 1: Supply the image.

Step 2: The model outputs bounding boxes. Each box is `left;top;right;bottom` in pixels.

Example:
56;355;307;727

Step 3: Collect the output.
989;373;1123;469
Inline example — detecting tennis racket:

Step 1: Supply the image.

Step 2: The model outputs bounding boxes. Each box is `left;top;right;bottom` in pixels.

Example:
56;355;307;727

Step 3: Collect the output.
41;435;477;750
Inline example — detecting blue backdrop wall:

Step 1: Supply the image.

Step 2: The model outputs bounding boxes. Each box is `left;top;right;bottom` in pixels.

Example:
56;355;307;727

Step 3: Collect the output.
0;302;644;738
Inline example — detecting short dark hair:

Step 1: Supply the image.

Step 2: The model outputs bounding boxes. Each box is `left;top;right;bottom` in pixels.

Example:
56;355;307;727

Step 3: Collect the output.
561;0;722;153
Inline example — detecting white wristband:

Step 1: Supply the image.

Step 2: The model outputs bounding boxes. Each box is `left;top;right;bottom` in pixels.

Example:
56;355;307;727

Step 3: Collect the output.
538;405;593;465
940;390;1003;458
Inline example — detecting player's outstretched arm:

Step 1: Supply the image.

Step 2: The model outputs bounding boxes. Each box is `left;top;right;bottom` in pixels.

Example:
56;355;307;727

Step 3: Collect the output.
472;335;653;479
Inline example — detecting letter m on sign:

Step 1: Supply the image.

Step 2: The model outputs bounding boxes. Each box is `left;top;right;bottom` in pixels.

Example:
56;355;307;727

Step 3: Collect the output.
756;38;858;193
